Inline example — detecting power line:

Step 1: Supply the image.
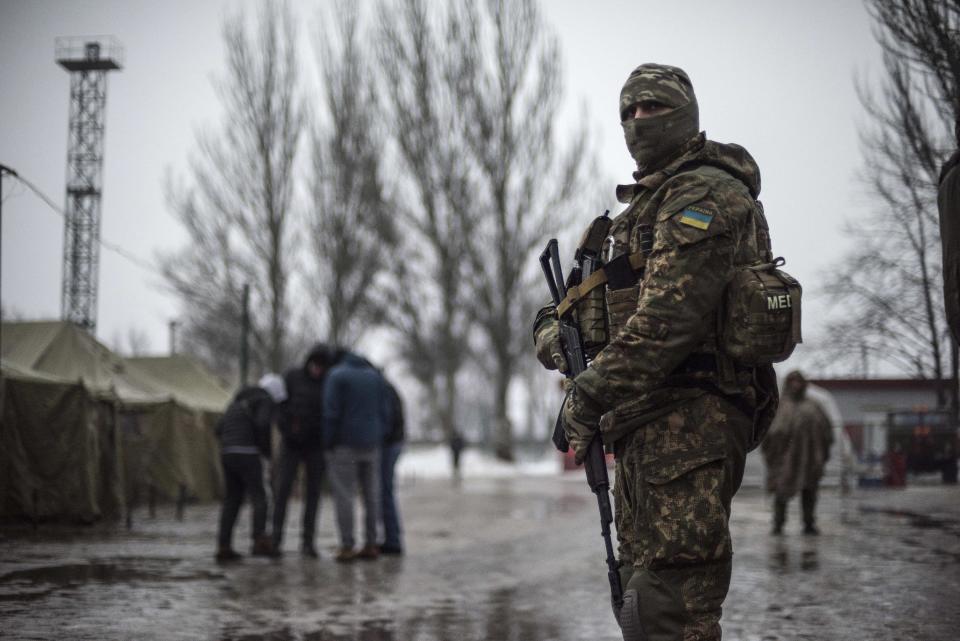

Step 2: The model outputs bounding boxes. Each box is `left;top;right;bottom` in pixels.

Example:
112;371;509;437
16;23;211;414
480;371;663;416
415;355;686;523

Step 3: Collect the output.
3;170;161;276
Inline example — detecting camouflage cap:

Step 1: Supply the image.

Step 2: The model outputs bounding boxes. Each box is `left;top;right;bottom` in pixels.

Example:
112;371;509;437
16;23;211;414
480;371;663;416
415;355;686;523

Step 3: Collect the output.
619;63;696;120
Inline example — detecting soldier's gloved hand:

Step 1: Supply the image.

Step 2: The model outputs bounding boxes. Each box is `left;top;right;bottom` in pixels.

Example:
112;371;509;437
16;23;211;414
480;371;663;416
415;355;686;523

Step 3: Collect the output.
562;384;603;464
534;321;568;373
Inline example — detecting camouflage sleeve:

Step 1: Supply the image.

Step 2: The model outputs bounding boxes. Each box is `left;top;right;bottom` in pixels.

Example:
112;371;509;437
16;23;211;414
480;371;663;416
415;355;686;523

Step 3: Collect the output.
532;302;558;340
575;176;751;409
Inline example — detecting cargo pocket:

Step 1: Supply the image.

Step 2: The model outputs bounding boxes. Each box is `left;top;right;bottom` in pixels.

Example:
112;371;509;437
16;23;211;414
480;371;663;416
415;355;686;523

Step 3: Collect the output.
640;444;731;567
606;284;640;340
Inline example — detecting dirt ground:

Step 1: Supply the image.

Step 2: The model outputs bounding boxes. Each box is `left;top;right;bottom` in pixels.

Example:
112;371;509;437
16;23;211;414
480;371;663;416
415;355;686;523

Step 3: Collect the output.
1;470;958;641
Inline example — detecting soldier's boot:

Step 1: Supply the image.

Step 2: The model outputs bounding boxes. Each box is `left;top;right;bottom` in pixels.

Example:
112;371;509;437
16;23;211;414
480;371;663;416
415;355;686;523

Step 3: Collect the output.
617;569;686;641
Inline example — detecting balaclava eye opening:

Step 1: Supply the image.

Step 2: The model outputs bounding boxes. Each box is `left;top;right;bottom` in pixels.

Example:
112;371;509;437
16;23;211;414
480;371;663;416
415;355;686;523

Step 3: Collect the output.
620;63;700;175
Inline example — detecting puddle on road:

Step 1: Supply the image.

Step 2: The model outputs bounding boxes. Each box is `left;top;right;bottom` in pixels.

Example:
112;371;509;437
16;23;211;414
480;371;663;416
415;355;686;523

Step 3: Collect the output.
0;558;224;602
220;622;395;641
215;587;565;641
767;544;819;573
858;506;960;534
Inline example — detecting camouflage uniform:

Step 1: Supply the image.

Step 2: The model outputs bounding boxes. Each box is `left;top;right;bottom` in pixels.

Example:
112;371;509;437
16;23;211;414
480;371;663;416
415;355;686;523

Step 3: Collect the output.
535;64;777;641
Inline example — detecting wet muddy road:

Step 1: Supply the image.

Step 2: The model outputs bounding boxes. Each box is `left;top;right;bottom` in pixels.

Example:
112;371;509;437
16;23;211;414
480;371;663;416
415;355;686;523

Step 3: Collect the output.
2;474;958;640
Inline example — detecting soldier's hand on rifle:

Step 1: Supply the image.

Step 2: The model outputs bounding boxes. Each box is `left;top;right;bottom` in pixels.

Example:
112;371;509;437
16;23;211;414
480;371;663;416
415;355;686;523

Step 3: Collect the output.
562;384;603;464
534;321;569;373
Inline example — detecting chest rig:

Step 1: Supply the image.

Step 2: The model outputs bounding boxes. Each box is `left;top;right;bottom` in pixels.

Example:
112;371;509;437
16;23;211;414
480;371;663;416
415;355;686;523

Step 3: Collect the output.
556;185;657;357
557;164;801;372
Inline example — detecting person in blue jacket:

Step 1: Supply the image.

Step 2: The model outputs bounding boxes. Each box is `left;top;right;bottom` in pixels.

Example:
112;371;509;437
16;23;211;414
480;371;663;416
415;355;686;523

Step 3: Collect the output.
322;350;391;562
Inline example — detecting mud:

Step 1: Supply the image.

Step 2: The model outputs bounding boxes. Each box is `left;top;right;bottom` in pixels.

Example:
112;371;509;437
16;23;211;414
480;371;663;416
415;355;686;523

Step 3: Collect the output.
1;473;958;640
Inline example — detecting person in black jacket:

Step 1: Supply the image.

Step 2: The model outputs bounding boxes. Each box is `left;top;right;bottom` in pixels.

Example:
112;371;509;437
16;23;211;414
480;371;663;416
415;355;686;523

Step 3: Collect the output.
215;373;286;562
379;378;405;555
272;344;334;557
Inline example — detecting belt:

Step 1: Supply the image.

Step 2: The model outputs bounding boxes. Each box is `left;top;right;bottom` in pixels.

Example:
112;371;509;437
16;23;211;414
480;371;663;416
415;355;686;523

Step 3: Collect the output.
666;353;757;419
670;353;751;377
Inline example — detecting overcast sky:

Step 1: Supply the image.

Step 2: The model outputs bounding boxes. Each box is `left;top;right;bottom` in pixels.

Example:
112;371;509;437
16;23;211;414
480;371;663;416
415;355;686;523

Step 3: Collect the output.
0;0;881;370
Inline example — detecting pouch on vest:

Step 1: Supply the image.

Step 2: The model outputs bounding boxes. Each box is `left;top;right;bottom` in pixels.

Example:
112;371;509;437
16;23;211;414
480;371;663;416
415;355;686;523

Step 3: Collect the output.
569;214;613;356
721;257;802;365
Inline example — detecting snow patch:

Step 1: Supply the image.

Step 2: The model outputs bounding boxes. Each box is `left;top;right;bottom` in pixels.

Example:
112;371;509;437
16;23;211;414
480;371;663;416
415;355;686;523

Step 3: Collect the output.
397;445;563;480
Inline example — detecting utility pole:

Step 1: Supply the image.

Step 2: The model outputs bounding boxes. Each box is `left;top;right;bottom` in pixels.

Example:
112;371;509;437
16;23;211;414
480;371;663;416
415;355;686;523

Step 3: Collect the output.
56;36;123;332
0;164;18;310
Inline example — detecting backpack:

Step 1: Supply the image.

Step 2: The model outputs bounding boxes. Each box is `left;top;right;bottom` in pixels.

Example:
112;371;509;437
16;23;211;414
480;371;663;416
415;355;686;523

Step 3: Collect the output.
720;203;802;366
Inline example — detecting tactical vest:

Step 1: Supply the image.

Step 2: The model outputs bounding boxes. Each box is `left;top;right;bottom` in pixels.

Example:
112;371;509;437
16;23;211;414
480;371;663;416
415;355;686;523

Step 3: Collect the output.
562;165;801;370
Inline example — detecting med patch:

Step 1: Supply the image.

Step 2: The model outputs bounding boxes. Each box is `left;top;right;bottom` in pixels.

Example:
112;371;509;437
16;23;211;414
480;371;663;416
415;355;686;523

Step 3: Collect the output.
678;206;714;230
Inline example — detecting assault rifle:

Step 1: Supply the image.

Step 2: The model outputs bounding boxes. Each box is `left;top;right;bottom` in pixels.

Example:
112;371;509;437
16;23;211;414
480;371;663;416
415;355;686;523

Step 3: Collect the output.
539;212;623;614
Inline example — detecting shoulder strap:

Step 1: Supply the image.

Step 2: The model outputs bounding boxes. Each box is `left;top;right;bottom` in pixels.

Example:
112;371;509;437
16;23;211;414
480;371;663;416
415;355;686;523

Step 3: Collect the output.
556;250;646;318
753;201;774;263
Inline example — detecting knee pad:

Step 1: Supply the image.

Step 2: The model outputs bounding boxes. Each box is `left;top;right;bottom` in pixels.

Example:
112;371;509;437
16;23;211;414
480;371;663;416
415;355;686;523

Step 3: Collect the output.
617;569;685;641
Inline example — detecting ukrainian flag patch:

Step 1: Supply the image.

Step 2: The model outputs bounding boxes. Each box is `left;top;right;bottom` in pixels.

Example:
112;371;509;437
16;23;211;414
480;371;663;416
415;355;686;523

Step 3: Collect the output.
678;207;714;230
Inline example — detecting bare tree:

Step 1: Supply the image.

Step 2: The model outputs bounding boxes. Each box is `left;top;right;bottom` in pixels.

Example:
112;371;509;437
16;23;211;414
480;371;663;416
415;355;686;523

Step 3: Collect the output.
821;0;959;403
309;2;395;348
161;1;303;376
447;0;591;460
374;0;477;448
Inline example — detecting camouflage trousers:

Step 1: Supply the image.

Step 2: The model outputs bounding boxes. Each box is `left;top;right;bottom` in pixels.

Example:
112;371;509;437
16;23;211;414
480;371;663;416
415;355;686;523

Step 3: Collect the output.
612;393;752;641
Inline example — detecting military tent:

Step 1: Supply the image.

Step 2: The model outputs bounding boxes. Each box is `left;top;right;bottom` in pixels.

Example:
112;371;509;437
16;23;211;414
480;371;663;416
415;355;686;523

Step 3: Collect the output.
0;359;123;522
0;321;228;522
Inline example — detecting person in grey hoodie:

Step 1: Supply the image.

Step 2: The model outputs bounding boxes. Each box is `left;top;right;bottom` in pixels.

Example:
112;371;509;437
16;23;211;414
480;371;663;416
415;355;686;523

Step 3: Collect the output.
215;373;286;562
322;351;391;561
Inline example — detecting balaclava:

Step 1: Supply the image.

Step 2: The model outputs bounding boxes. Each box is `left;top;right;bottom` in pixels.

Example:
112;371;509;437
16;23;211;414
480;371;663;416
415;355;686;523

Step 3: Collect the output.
620;63;700;175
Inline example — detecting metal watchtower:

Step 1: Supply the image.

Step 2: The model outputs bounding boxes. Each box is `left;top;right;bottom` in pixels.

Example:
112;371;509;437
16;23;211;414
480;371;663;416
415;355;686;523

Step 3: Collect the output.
56;36;123;332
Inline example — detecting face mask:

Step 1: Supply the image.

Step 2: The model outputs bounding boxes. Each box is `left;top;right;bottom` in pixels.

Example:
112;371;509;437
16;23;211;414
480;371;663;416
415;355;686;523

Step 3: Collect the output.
621;101;699;174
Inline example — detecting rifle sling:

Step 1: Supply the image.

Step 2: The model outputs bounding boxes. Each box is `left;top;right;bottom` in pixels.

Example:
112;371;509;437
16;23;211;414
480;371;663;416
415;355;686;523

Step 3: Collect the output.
556;250;646;319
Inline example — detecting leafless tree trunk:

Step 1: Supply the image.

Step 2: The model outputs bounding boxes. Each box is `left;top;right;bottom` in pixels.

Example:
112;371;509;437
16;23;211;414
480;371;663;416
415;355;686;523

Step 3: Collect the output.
161;2;303;377
447;0;591;460
309;2;395;348
821;0;959;405
374;0;477;447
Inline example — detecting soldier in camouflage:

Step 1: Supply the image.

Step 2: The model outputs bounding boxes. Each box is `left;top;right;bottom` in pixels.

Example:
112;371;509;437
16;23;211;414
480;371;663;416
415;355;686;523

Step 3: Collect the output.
534;64;778;640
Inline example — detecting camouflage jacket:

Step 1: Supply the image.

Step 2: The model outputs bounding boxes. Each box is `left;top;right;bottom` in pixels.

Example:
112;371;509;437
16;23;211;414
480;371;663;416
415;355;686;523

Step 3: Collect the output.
555;134;770;442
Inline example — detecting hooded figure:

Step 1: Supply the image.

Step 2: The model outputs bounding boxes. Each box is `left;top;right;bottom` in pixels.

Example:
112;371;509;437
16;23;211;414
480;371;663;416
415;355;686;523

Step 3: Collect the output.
214;372;287;562
762;371;833;535
533;63;780;641
322;351;392;562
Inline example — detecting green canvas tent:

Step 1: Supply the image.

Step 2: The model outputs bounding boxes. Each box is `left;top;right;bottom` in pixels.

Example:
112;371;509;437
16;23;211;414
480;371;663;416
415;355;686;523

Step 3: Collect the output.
1;321;227;521
125;354;231;413
0;359;124;522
